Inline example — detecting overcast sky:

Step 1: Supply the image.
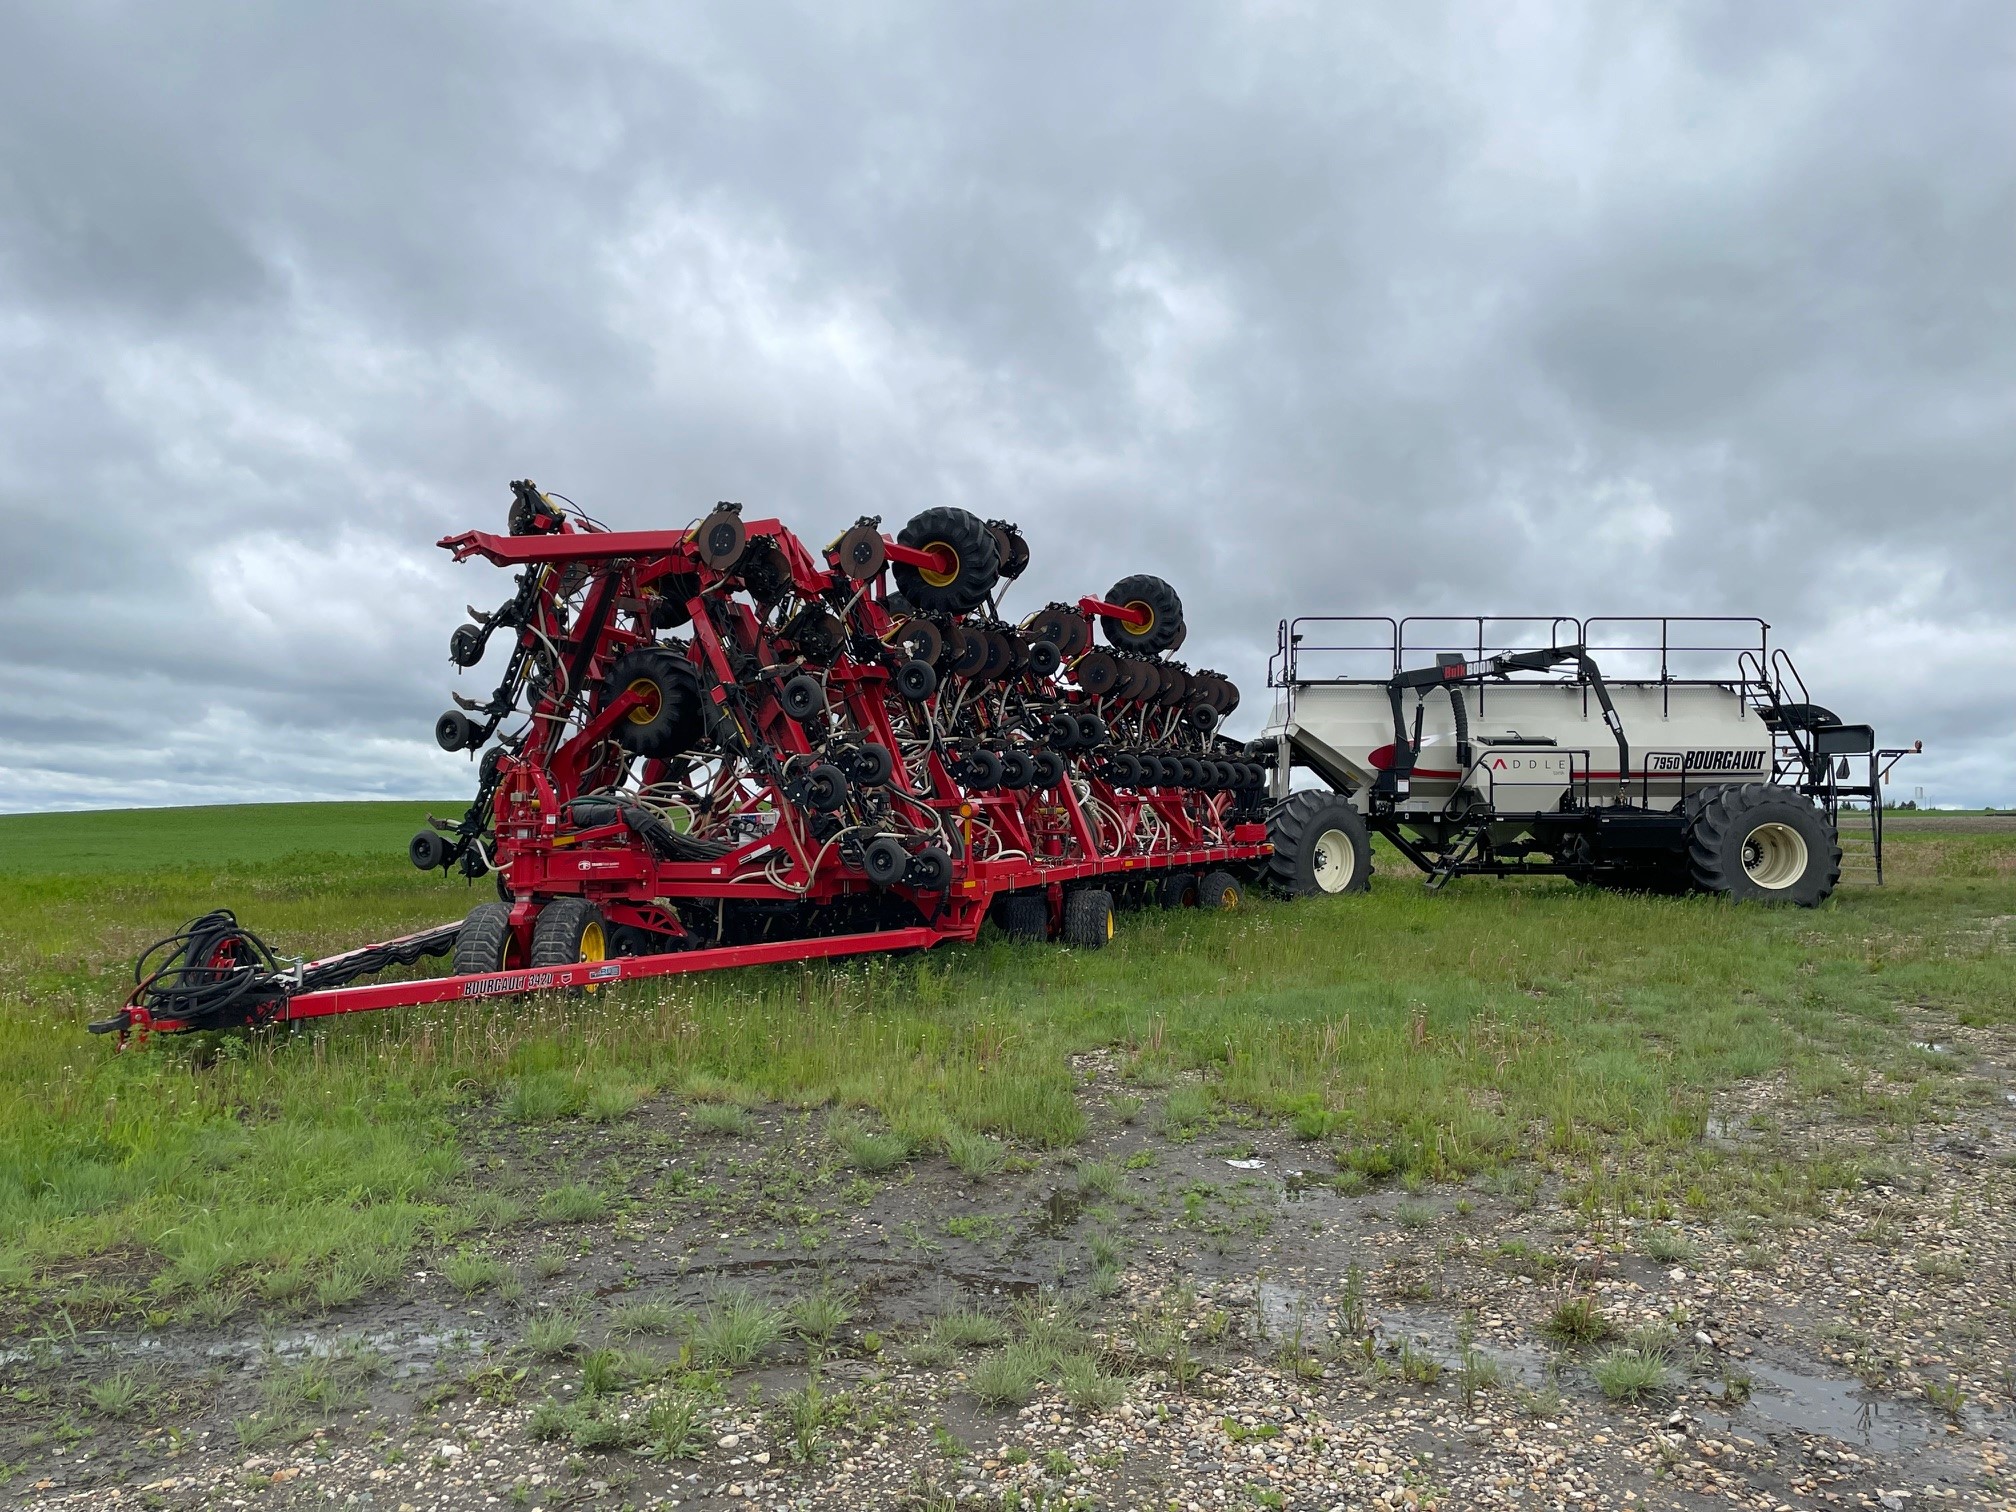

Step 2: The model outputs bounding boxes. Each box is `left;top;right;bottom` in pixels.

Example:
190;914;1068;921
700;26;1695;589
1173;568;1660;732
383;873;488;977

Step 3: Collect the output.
2;1;2010;812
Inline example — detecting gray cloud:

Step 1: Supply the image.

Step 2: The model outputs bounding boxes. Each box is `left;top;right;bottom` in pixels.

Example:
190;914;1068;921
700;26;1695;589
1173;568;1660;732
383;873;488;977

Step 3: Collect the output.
2;0;2010;812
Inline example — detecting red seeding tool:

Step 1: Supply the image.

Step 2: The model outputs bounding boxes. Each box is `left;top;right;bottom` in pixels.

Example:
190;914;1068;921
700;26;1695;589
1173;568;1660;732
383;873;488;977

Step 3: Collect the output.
95;484;1273;1041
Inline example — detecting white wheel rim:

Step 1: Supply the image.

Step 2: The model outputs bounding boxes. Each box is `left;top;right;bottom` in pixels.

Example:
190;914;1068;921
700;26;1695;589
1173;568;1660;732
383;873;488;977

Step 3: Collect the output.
1742;821;1808;889
1311;829;1355;893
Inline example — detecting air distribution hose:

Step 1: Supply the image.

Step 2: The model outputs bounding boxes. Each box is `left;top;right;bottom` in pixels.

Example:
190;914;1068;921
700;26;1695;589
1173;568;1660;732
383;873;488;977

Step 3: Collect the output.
95;910;290;1033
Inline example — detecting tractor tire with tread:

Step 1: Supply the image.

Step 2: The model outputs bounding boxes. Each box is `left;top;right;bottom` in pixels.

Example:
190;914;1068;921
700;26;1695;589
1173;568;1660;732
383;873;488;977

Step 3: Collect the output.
1099;574;1184;654
606;648;705;760
1686;784;1840;906
1197;870;1245;911
1061;888;1115;949
894;507;1000;615
452;901;516;976
995;892;1049;943
1266;791;1373;896
529;898;609;967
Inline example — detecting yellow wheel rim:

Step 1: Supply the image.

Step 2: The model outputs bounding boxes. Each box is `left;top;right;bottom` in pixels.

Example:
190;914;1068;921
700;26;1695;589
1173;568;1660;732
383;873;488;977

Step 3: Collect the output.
579;919;607;992
1104;909;1114;941
919;544;960;588
1122;600;1154;636
625;677;663;725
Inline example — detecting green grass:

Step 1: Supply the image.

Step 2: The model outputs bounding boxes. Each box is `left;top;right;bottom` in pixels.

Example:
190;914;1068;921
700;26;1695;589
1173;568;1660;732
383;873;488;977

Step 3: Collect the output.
1541;1296;1614;1349
1590;1346;1676;1401
1;803;2010;1318
688;1288;785;1369
0;800;461;875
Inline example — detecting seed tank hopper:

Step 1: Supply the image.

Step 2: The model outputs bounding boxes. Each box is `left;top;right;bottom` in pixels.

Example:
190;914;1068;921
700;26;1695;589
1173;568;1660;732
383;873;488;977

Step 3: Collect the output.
1255;615;1918;904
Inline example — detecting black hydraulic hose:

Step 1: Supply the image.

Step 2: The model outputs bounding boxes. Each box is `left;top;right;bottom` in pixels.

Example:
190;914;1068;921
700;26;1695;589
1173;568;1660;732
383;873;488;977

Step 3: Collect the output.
99;910;290;1032
1446;686;1471;774
1570;651;1629;797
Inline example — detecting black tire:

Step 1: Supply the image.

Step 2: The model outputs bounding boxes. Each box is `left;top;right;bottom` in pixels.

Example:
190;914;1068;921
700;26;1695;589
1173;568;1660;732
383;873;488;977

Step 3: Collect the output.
1024;639;1062;679
998;749;1035;789
1686;784;1840;905
1061;888;1115;949
960;749;1004;789
1027;604;1091;658
409;830;455;871
606;648;705;759
908;845;953;892
896;659;937;700
1158;872;1198;909
1099;574;1184;654
435;710;479;751
1266;791;1373;896
452;901;515;975
847;743;894;787
988;520;1030;579
803;762;849;812
1197;870;1245;911
995;892;1049;942
1030;751;1065;789
894;507;1000;615
529;898;608;967
649;573;699;628
781;674;826;722
863;835;908;888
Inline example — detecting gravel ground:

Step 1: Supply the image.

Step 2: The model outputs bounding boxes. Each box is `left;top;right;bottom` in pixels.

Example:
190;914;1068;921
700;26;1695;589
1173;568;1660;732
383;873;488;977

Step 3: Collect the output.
9;1031;2015;1510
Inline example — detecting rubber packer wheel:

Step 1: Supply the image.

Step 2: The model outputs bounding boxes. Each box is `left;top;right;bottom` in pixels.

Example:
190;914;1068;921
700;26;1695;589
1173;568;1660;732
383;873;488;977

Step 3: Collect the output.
1197;870;1245;911
1158;872;1199;909
452;900;516;975
1266;791;1373;896
1686;784;1840;905
1061;888;1115;949
894;506;1000;615
530;899;609;995
994;892;1049;942
1099;574;1184;654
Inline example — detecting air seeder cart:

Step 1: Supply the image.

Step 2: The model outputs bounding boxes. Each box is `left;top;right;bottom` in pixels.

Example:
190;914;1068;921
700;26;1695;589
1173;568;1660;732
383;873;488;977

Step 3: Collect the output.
96;487;1274;1041
1257;616;1918;906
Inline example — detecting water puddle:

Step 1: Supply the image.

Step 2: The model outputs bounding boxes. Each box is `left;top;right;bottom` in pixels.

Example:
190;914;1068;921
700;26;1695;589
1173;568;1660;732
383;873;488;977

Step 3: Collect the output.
2;1323;476;1379
1707;1360;1947;1455
1375;1302;1553;1381
1255;1281;1322;1340
1034;1186;1086;1237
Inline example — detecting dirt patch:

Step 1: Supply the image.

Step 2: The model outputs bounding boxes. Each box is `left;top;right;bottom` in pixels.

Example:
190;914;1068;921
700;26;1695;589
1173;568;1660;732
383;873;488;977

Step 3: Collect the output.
7;1048;2016;1511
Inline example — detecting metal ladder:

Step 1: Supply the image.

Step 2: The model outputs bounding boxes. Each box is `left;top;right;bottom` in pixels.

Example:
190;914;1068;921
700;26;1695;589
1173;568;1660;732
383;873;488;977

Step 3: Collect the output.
1833;801;1883;885
1737;649;1887;885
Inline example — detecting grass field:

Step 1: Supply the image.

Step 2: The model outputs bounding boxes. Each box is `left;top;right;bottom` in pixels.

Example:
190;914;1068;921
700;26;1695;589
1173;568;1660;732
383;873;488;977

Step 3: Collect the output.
3;803;2010;1309
0;799;460;875
1;803;2012;1505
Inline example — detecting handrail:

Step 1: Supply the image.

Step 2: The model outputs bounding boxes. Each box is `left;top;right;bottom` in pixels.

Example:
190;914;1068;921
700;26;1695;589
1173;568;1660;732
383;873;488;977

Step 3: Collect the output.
1276;614;1775;688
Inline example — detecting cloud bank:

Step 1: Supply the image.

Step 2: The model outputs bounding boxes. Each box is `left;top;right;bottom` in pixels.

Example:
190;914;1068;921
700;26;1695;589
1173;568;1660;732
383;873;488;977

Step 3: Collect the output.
3;2;2010;810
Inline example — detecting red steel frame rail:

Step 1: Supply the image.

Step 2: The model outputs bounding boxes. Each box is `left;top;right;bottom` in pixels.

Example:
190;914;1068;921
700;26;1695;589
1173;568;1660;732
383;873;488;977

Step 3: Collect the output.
112;835;1266;1042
